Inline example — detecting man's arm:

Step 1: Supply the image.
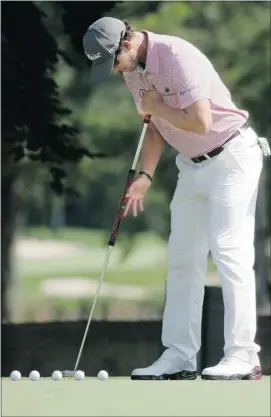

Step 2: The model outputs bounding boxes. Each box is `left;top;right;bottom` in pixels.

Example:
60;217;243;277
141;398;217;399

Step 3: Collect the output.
123;121;164;217
154;99;212;135
139;121;164;177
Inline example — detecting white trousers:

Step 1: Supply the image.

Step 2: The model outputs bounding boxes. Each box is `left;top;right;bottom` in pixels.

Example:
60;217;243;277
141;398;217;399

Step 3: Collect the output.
162;127;263;370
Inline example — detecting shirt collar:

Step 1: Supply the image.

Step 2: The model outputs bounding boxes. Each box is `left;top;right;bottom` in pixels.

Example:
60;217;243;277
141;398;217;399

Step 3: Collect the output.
139;31;159;75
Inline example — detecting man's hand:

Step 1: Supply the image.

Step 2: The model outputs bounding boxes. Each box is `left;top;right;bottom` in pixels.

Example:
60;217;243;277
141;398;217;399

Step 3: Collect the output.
123;174;152;217
140;86;163;116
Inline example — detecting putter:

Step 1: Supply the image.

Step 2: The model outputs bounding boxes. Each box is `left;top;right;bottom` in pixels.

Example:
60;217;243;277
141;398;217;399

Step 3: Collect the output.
63;116;151;377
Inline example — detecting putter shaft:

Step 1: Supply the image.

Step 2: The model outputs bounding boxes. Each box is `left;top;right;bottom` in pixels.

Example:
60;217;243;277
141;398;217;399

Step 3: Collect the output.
73;246;113;372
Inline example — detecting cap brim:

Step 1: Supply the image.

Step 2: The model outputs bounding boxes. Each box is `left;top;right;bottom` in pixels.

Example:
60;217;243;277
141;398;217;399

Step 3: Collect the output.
90;57;114;83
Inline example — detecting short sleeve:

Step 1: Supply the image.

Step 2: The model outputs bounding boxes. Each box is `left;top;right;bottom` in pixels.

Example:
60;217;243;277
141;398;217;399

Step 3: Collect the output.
171;54;211;109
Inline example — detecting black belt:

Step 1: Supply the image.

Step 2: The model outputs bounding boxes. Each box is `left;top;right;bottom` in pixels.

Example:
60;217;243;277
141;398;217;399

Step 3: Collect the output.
191;121;250;163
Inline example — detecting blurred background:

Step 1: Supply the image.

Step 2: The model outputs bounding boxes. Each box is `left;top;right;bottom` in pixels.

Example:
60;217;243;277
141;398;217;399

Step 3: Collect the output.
2;1;270;376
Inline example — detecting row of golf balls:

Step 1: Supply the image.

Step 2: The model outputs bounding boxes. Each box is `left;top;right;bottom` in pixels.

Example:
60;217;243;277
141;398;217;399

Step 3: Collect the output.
10;370;108;381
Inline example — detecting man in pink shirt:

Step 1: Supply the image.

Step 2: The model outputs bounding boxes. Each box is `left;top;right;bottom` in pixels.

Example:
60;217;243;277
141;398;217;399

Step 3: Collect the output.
83;17;270;380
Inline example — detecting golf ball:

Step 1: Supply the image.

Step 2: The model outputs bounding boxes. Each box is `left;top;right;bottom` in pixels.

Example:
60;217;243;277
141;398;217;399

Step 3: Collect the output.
52;370;63;381
74;370;85;381
10;370;21;381
97;370;109;381
29;370;40;381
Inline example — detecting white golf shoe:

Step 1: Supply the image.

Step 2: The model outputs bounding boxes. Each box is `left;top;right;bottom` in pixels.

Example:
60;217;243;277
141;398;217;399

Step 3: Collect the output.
131;349;197;380
201;356;262;380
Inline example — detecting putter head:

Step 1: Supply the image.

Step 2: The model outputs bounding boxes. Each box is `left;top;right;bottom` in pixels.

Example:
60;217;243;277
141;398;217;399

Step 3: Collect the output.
62;370;75;377
62;370;85;377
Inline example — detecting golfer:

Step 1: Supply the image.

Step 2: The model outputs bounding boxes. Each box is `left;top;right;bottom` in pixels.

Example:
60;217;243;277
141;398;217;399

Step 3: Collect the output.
83;17;270;380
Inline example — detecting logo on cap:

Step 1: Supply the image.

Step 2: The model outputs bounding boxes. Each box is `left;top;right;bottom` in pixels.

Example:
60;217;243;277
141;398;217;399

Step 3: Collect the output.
85;52;102;61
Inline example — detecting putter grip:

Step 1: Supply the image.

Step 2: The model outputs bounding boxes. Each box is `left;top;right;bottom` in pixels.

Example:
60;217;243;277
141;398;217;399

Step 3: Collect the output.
108;169;135;246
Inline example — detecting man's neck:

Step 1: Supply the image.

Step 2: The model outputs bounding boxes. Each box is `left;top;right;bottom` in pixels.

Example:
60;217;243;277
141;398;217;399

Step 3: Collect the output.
136;31;148;64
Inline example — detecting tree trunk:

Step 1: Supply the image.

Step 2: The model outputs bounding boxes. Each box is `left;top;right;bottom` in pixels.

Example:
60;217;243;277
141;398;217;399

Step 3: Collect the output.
50;194;66;231
255;174;271;316
1;172;16;323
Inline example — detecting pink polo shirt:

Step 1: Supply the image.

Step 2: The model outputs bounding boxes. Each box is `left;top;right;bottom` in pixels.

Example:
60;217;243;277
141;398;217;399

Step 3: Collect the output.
123;31;248;158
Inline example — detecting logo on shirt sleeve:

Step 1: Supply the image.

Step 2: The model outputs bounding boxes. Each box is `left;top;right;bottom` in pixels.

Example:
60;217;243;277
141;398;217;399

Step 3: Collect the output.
180;85;200;96
180;88;190;96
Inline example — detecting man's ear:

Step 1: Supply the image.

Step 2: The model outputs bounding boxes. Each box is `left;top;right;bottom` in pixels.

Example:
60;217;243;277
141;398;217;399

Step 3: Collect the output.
122;40;131;50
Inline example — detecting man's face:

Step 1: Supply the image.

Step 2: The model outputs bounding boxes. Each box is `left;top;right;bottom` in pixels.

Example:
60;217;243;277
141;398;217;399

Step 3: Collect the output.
113;41;138;74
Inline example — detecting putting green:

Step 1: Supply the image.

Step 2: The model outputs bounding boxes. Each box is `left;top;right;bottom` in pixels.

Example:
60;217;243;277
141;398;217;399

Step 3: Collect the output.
2;377;270;416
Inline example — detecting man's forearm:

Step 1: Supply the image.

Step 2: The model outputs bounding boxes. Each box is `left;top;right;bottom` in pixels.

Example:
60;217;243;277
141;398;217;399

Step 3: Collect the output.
154;101;211;135
140;123;164;177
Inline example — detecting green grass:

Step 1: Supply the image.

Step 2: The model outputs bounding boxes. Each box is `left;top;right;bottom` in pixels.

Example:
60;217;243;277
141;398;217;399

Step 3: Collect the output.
22;266;168;291
20;259;169;282
2;377;270;416
23;227;166;249
23;227;108;247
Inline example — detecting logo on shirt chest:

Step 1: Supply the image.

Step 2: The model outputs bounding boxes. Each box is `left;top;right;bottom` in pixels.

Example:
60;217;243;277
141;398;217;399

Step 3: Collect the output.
163;87;175;97
139;86;175;98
